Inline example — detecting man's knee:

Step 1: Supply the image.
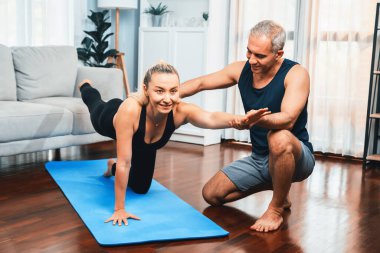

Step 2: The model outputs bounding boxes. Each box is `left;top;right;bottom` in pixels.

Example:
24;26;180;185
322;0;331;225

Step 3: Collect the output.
267;130;294;156
202;182;224;206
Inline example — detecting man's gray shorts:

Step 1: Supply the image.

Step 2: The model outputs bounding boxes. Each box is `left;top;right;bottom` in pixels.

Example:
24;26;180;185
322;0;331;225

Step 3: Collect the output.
221;141;315;192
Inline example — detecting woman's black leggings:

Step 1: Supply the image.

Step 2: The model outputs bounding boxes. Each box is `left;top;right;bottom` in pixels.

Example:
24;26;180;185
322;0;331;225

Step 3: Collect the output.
80;83;155;194
80;83;122;140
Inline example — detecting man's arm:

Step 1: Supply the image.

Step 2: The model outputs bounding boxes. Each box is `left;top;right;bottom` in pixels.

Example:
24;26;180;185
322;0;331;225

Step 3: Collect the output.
179;61;246;98
246;65;310;130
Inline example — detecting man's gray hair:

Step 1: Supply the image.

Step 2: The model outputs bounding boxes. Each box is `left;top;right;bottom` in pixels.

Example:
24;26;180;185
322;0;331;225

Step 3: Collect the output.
250;20;286;53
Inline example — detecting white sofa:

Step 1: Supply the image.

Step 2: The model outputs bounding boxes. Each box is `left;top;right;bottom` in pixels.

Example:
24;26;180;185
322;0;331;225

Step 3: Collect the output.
0;44;124;156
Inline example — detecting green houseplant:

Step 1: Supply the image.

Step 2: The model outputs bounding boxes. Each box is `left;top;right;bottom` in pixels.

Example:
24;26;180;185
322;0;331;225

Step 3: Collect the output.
143;2;170;27
77;10;118;67
202;12;209;21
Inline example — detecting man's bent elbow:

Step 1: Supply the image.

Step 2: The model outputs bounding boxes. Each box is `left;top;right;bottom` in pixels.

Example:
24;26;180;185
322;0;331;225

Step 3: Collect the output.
284;122;295;131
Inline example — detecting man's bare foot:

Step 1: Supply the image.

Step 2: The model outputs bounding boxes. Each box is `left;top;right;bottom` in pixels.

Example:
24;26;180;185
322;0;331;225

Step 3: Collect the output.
250;206;284;232
283;197;292;210
104;159;115;177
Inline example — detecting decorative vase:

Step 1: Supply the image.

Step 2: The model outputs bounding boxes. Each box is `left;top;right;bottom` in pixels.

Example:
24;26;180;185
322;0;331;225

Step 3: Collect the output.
151;15;162;27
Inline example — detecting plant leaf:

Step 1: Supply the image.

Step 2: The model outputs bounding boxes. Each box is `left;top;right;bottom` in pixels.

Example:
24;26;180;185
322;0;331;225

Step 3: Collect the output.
103;62;116;68
98;22;112;37
104;49;118;58
78;10;117;66
81;37;93;49
101;33;114;43
144;2;169;15
84;30;101;43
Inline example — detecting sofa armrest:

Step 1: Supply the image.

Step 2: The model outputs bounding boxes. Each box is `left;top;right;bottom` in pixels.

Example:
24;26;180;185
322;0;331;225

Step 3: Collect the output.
74;66;124;101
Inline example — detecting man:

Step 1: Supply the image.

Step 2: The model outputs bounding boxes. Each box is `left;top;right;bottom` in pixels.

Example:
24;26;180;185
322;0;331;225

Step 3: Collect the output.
180;20;315;232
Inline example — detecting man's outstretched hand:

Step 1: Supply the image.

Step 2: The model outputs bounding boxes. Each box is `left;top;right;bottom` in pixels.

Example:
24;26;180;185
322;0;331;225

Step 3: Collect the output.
229;108;271;130
105;209;141;226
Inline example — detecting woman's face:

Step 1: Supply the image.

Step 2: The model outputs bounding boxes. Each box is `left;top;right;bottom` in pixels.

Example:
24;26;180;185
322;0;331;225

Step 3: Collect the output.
144;73;180;114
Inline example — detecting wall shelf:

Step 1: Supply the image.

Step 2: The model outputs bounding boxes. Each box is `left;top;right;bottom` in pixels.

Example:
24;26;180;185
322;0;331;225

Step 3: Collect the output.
363;3;380;168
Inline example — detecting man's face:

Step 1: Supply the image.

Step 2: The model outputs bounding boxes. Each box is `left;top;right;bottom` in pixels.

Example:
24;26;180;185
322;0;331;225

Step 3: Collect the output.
246;35;283;74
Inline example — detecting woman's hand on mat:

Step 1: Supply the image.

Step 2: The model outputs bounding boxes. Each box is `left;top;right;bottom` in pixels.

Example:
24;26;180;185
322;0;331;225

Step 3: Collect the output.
105;209;141;226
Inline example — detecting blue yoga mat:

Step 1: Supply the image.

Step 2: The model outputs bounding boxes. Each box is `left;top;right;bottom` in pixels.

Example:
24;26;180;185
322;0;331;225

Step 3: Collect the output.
45;159;228;246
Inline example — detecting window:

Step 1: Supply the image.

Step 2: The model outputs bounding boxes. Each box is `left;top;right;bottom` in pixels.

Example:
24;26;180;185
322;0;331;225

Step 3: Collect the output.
0;0;77;46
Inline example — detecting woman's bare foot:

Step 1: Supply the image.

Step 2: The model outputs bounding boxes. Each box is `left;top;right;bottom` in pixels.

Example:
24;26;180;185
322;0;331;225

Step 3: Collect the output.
78;79;92;89
250;205;284;233
104;159;115;177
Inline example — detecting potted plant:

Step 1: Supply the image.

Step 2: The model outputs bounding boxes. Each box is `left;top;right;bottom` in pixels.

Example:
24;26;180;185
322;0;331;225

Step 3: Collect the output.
202;12;209;27
77;10;118;67
143;2;170;27
202;12;209;22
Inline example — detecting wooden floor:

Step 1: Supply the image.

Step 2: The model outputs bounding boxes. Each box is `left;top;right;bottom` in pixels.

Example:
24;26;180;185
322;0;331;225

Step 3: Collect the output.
0;141;380;253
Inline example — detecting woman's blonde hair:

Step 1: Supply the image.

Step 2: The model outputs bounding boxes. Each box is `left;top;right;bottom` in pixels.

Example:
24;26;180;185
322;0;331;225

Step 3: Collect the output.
143;61;180;87
128;61;180;105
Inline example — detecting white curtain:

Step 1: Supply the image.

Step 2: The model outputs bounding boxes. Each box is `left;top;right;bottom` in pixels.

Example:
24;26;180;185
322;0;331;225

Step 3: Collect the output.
300;0;375;157
0;0;86;47
225;0;375;157
224;0;299;142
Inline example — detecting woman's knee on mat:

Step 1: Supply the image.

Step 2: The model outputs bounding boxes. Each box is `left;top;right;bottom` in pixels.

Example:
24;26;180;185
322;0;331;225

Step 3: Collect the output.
130;183;151;194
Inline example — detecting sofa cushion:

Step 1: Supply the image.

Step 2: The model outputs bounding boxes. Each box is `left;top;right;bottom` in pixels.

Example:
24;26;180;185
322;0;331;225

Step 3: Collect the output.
12;46;78;100
0;44;17;101
74;66;124;101
27;97;96;135
0;101;73;143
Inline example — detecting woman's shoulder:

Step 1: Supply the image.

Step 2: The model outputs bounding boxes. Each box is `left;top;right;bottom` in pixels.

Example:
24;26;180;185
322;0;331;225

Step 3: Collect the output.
128;92;148;106
174;100;187;111
173;101;193;127
174;101;200;115
114;96;142;125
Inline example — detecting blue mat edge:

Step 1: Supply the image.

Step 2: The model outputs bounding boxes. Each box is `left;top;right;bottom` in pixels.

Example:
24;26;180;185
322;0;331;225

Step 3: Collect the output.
45;160;229;246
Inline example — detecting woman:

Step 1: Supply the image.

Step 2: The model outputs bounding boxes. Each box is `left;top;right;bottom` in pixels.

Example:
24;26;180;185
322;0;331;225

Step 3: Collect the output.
79;62;269;226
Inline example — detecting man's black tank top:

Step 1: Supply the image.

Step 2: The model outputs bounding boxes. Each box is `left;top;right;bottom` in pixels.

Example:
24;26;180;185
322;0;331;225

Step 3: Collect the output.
238;59;313;155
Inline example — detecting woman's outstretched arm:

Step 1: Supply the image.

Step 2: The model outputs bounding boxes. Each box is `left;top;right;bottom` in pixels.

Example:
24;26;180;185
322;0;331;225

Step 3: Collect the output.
176;102;270;129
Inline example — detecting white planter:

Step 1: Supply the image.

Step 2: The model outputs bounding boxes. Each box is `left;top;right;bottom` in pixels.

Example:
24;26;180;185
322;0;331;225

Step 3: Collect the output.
151;15;163;27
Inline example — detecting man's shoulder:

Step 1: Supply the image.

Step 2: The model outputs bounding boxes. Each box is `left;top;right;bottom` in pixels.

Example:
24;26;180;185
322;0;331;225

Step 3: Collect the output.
225;61;246;74
230;60;247;72
287;63;308;77
208;60;247;86
227;60;248;81
284;61;310;88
